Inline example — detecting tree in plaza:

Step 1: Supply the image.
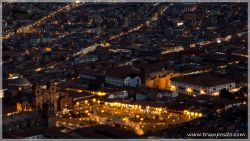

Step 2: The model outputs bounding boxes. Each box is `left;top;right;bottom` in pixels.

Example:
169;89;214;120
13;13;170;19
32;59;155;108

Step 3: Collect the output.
219;88;232;98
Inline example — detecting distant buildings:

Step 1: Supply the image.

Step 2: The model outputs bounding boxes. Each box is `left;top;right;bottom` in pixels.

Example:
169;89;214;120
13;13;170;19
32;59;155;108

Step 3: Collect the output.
2;2;248;139
105;74;141;87
3;81;59;134
3;101;56;133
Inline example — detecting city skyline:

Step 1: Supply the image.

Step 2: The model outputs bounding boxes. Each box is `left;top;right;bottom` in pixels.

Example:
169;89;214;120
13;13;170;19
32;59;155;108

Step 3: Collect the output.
1;2;248;139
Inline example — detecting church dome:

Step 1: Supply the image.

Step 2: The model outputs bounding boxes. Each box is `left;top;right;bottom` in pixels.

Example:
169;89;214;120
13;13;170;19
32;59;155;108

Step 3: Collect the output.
12;77;30;87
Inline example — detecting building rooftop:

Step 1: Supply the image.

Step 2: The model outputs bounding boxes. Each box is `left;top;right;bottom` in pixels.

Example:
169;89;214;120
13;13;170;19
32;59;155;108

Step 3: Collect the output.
172;74;234;87
106;66;140;79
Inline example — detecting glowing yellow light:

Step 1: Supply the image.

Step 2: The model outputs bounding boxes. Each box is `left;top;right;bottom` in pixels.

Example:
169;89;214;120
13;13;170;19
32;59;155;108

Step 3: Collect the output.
92;98;96;102
186;88;193;93
16;102;22;112
183;110;188;114
195;112;198;117
44;47;52;53
136;115;140;118
212;92;219;96
100;42;111;48
97;92;106;96
200;89;206;94
123;117;129;123
77;89;83;93
190;43;196;48
231;88;239;92
84;100;88;104
134;105;138;109
35;68;42;72
177;22;184;27
170;85;176;91
225;35;232;41
216;38;222;44
198;113;202;117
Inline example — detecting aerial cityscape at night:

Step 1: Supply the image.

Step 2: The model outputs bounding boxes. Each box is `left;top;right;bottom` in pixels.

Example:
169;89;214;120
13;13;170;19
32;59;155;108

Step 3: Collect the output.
2;2;248;139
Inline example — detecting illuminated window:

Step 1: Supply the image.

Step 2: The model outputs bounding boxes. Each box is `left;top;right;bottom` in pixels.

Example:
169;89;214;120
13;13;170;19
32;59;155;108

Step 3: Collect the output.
170;85;176;91
200;89;206;94
186;88;193;94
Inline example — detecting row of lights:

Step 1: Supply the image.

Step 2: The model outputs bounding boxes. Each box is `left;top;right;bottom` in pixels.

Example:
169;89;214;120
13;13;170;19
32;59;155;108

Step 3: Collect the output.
66;88;107;96
104;101;165;113
171;85;207;95
183;110;202;118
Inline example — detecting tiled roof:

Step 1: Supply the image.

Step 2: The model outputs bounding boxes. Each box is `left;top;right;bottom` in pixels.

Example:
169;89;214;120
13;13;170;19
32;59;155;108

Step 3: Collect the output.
172;74;234;87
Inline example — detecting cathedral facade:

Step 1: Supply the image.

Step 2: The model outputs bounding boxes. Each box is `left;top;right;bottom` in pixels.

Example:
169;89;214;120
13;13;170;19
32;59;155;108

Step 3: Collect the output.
17;82;59;113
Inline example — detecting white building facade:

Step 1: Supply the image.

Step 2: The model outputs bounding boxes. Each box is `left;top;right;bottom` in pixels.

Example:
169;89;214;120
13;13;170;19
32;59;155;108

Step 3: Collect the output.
105;76;141;87
171;76;236;96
